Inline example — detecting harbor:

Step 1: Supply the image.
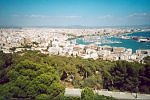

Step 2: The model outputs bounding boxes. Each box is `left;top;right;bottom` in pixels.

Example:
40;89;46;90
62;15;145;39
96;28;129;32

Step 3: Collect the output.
76;31;150;52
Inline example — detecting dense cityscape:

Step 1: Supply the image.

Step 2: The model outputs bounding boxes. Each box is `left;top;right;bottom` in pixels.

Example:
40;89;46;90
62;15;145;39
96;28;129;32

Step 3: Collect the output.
0;28;149;62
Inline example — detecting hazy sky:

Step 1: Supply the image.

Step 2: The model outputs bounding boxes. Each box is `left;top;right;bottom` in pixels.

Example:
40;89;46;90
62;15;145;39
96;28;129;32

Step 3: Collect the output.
0;0;150;26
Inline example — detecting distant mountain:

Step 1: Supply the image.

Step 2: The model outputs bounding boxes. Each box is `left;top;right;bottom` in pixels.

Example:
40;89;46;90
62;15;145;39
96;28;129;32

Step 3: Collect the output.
0;25;150;29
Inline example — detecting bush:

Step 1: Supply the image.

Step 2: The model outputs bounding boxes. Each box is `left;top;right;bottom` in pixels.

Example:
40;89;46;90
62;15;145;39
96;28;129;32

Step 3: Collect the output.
63;96;80;100
0;59;65;99
81;87;94;100
94;93;116;100
35;94;50;100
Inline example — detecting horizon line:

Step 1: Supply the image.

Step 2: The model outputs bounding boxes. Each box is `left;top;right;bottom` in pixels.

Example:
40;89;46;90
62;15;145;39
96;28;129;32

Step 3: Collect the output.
0;24;150;29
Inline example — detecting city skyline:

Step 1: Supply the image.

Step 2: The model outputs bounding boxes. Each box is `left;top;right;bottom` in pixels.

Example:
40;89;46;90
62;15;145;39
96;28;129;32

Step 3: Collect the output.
0;0;150;26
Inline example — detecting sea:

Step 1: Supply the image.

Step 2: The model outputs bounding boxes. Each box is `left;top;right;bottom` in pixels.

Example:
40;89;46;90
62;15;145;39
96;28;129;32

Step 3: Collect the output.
76;31;150;53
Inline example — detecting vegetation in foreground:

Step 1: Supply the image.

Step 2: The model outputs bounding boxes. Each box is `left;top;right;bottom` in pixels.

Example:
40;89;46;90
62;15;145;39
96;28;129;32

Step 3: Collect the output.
0;50;149;99
81;87;115;100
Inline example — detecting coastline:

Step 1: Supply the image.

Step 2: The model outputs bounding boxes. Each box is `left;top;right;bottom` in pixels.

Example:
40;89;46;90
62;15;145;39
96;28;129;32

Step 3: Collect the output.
75;31;150;53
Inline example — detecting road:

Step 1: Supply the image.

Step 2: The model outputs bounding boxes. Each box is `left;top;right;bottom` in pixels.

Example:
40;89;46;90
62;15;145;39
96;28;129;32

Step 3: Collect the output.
64;88;150;100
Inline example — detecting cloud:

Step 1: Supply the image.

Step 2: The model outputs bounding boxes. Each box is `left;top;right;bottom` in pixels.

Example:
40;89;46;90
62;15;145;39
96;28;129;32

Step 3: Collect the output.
11;14;82;19
12;14;82;19
29;14;49;18
126;13;150;18
61;16;81;18
98;15;112;19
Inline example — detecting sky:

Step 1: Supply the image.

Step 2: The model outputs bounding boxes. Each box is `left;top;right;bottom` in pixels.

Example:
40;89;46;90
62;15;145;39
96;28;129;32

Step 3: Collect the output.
0;0;150;26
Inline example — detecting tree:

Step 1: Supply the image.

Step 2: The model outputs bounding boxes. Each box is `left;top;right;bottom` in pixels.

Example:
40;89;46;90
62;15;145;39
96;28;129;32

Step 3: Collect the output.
81;87;94;100
0;51;12;84
0;59;65;99
143;56;150;64
83;75;102;89
103;60;143;93
0;50;149;98
35;94;50;100
139;63;150;93
81;87;115;100
94;93;115;100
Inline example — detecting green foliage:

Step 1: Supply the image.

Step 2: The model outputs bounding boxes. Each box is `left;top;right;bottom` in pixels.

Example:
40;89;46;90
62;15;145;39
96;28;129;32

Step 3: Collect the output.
81;88;115;100
138;63;150;93
0;50;149;99
82;75;102;89
0;55;65;99
35;94;50;100
62;96;80;100
103;60;150;93
143;56;150;64
0;51;12;84
94;93;115;100
81;87;94;100
0;51;12;69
